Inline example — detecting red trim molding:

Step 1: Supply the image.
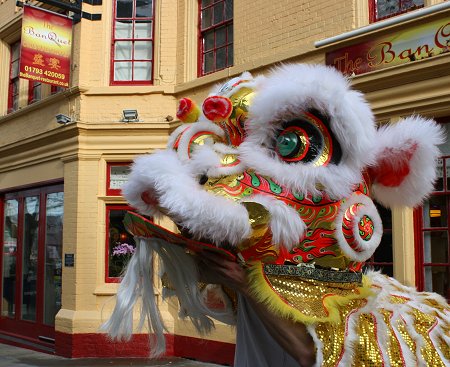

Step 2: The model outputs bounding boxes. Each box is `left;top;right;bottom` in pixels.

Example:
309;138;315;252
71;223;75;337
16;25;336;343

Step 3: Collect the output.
54;332;235;364
173;334;235;365
55;332;164;358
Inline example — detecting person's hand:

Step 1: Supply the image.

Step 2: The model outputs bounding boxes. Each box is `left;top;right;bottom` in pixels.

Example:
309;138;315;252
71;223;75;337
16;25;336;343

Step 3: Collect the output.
196;251;249;294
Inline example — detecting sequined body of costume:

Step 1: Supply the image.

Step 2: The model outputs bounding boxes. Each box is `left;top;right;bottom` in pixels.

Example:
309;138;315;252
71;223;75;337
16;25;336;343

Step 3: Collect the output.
114;64;450;366
203;167;450;366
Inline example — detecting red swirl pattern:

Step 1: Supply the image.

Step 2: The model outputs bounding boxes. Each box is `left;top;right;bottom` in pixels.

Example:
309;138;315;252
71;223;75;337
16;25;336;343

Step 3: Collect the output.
210;170;369;268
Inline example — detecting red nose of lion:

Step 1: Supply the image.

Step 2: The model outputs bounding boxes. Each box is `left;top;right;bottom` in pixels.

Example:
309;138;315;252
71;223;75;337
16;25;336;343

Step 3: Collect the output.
202;95;233;123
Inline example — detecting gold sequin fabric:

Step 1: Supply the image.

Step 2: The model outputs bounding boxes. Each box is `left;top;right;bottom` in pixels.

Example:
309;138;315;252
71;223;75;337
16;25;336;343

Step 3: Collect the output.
265;273;368;321
308;271;450;366
248;264;450;366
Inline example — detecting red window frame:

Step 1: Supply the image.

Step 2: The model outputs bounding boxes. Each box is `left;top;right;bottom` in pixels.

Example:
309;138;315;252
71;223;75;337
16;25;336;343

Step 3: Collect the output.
28;81;42;105
0;183;63;341
110;0;155;85
198;0;233;76
414;154;450;301
8;41;20;114
105;204;137;283
50;85;65;95
106;162;131;196
369;0;424;23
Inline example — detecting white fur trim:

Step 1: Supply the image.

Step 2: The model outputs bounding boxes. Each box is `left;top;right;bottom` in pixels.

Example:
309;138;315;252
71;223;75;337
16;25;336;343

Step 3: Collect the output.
103;237;235;357
334;193;382;262
122;149;252;246
121;151;172;218
306;325;322;367
239;142;364;199
240;63;377;199
210;71;255;97
334;271;449;366
166;123;191;149
241;194;306;250
101;237;166;357
189;143;246;178
366;271;449;366
175;120;225;162
371;116;446;208
156;239;235;327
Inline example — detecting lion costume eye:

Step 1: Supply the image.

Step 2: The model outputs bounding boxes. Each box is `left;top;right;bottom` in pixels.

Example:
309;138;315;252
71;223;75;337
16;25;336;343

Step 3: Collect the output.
275;111;342;166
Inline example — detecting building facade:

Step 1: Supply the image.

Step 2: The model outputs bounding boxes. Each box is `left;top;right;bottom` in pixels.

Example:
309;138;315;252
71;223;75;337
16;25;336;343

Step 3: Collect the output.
0;0;449;364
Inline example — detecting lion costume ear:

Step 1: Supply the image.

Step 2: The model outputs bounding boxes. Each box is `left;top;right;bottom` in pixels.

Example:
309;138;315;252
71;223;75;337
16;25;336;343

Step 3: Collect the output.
367;116;445;208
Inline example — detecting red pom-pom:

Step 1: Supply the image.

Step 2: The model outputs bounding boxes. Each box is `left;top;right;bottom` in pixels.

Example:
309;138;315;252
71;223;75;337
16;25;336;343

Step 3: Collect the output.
177;98;200;123
368;144;417;187
202;96;233;123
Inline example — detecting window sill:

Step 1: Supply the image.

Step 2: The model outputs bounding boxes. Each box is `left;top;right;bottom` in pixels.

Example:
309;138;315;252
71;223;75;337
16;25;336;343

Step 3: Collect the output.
94;283;160;296
0;86;83;123
97;195;128;204
94;283;119;296
83;85;175;96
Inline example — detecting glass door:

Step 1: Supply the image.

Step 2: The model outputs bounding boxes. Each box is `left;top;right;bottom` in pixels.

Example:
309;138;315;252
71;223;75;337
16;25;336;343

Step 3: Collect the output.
2;199;18;319
43;192;63;326
0;185;63;343
21;196;39;322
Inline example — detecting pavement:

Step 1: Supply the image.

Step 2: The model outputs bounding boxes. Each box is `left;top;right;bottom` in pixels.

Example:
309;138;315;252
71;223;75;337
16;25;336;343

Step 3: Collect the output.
0;343;227;367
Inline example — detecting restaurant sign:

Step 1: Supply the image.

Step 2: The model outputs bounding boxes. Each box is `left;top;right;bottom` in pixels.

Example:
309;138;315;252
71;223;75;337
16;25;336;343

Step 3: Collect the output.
19;6;72;88
326;18;450;76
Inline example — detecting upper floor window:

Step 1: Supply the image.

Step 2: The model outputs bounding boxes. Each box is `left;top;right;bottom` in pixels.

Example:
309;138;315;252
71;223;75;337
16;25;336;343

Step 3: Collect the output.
370;0;424;23
8;42;20;113
111;0;155;85
50;85;65;95
199;0;233;76
28;81;42;105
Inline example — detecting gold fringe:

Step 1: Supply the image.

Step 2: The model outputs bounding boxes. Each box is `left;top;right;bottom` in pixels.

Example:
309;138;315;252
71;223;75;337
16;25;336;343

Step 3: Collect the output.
246;261;373;325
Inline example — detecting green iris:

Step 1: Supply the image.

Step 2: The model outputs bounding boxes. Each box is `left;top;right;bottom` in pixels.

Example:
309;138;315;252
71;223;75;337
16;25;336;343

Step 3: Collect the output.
276;132;299;158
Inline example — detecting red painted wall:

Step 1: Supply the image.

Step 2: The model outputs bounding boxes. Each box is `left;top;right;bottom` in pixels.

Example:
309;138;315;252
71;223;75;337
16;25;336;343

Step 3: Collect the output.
54;332;235;365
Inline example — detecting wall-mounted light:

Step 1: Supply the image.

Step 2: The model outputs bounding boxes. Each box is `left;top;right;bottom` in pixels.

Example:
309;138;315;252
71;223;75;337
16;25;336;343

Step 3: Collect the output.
122;109;139;122
55;113;72;125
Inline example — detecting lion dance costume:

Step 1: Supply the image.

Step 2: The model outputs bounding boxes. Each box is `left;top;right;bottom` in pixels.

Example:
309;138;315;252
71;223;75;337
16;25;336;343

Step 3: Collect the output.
103;64;450;366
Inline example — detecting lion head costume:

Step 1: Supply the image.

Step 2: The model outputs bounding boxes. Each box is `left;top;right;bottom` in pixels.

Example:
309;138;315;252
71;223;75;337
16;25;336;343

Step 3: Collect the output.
103;64;450;366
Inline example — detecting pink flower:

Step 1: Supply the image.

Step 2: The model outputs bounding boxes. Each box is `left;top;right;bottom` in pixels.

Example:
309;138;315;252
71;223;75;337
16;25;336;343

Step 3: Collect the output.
112;243;135;257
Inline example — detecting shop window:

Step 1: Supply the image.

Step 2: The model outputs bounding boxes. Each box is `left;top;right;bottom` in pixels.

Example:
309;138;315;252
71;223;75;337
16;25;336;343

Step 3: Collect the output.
28;81;42;105
105;205;137;282
199;0;233;76
415;157;450;301
111;0;155;85
364;204;393;277
369;0;424;23
8;41;20;113
414;120;450;300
